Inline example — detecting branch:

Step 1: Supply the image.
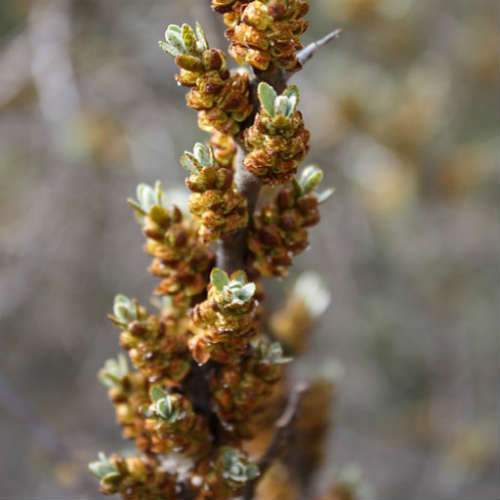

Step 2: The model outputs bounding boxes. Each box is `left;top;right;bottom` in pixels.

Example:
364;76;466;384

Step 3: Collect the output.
297;29;342;67
216;67;282;274
243;383;309;500
216;144;261;273
217;30;341;274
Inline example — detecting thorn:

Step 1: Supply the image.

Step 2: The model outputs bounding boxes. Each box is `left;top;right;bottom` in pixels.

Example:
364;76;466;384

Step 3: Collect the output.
297;28;343;67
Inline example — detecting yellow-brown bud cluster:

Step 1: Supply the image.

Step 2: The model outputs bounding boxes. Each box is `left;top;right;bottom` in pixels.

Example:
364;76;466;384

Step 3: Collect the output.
210;131;237;168
145;386;211;458
189;269;258;364
181;143;248;242
195;447;259;499
210;338;291;437
213;0;309;72
110;295;191;385
160;23;253;135
98;356;151;447
129;182;214;309
244;83;310;185
89;453;177;499
249;166;331;276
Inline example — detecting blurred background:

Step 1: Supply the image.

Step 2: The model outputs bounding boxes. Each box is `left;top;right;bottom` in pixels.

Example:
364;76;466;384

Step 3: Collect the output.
0;0;499;498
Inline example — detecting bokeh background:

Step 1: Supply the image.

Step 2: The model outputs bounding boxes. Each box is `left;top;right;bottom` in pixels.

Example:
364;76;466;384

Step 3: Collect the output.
0;0;499;498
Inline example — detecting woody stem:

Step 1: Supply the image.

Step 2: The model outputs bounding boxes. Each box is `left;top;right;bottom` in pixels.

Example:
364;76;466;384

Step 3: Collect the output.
242;384;309;500
216;64;287;274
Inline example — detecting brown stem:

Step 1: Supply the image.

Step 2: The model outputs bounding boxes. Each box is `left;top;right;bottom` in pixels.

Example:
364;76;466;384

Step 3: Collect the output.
242;383;309;500
216;143;260;273
216;64;286;274
216;30;341;274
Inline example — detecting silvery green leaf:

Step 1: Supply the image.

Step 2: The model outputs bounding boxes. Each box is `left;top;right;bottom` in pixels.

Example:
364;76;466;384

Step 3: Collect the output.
239;283;256;301
113;294;135;323
193;143;213;167
118;354;128;375
211;268;230;292
165;25;185;54
154;181;165;206
158;40;179;57
150;385;166;403
274;95;289;117
155;396;173;420
180;152;199;173
127;198;146;216
317;188;335;204
167;24;182;35
229;282;255;305
221;448;259;483
137;183;156;212
181;24;196;53
299;165;324;194
258;82;277;116
88;453;119;480
286;95;298;116
195;22;209;52
98;355;129;388
283;85;300;103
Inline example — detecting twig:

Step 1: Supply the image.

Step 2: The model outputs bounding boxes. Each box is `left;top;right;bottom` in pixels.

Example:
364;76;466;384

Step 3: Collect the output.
0;33;31;109
243;383;309;499
216;69;279;274
216;144;261;273
216;31;340;273
297;29;342;67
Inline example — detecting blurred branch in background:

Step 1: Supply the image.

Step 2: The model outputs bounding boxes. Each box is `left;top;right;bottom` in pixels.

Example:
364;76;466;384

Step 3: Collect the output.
0;33;31;108
29;0;87;160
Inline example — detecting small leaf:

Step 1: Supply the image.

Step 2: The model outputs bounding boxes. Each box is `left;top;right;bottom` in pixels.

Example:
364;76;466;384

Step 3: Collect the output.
317;188;335;204
283;85;300;104
274;95;289;116
193;143;213;167
154;181;165;206
258;82;277;116
165;25;185;54
180;152;198;173
113;294;134;323
137;184;156;212
89;453;120;481
118;354;128;375
195;22;209;52
181;24;196;53
150;385;166;403
239;283;256;301
299;165;324;194
158;40;178;58
127;198;146;216
211;268;230;291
